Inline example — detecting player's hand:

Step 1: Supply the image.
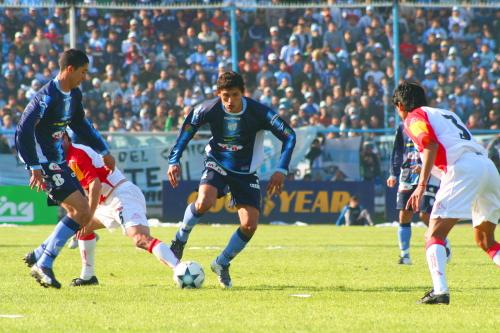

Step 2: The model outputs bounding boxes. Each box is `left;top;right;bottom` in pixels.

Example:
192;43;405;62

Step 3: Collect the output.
267;171;286;197
386;176;397;188
168;164;181;188
29;169;45;192
411;165;422;174
406;185;425;211
102;154;116;171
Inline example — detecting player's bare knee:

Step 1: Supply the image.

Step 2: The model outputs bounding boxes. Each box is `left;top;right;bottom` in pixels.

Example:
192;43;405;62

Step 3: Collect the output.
240;222;257;235
70;205;92;226
133;233;152;250
195;197;215;213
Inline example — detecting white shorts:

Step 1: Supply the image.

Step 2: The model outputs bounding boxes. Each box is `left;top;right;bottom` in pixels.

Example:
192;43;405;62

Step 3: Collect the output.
94;181;149;230
431;152;500;227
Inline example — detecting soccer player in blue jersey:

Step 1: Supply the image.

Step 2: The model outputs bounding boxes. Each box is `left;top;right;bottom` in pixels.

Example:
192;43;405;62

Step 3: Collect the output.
167;71;296;288
16;49;115;288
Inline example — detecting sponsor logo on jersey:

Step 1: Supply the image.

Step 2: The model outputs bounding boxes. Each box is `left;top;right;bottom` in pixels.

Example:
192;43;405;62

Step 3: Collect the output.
249;182;260;190
206;161;227;175
217;143;243;152
48;162;61;171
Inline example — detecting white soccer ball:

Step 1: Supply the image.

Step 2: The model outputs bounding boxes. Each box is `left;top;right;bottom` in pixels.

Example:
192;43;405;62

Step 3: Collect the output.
173;261;205;289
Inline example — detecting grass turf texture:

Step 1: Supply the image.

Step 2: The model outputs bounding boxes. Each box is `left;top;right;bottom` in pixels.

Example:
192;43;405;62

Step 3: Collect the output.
0;225;498;333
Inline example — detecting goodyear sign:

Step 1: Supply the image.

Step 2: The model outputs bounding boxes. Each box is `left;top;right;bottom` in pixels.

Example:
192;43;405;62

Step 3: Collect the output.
162;181;374;224
0;186;58;224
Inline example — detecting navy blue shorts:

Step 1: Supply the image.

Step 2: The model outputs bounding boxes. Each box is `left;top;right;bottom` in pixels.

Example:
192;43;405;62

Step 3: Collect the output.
41;162;85;205
199;159;261;210
396;185;438;214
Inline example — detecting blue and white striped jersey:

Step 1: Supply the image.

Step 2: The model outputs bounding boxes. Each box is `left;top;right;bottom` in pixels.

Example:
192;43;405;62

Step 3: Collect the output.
169;97;296;174
15;79;108;170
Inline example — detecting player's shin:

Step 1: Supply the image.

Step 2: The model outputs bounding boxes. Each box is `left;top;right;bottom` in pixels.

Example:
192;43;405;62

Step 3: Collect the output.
425;237;449;294
37;216;80;269
78;233;97;280
148;238;179;268
398;223;412;258
175;203;203;243
486;242;500;266
216;227;252;267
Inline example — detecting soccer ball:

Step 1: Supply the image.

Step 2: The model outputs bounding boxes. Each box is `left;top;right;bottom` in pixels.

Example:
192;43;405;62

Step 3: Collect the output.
173;261;205;289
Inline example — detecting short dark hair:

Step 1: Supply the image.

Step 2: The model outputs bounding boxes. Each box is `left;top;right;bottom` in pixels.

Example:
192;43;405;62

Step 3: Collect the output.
392;81;427;112
59;49;89;70
216;71;245;93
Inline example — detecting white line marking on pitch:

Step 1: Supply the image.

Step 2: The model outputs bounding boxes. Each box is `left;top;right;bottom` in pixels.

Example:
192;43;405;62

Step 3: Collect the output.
0;314;24;318
289;294;312;298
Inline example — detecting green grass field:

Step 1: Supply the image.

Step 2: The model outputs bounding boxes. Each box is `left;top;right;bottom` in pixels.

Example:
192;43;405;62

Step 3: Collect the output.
0;224;498;333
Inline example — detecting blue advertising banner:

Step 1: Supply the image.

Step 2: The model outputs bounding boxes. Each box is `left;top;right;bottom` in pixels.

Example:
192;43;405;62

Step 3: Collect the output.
163;180;374;224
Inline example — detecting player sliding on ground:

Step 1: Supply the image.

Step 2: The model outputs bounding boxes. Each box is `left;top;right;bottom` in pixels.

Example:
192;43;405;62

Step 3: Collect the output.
62;132;179;285
393;81;499;305
167;71;296;288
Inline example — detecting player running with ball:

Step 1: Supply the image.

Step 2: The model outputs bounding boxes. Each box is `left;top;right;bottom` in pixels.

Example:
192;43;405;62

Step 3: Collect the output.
167;71;296;288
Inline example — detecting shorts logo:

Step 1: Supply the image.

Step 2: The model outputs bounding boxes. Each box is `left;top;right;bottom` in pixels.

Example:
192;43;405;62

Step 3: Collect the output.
206;161;227;175
48;163;61;171
52;130;65;140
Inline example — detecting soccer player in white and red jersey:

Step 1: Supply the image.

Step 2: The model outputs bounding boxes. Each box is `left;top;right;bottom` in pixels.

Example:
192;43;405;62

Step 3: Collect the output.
59;133;179;286
392;82;499;305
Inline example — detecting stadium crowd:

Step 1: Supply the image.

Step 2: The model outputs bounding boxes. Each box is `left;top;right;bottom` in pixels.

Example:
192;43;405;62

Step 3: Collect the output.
0;3;499;154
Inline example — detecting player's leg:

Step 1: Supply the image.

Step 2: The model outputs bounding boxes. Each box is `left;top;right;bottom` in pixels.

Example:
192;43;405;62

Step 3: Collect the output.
474;222;499;266
121;182;179;268
398;209;413;264
418;217;459;304
471;157;500;266
126;225;179;268
211;204;258;288
30;166;91;289
211;172;261;288
70;217;105;286
171;164;225;259
396;190;413;264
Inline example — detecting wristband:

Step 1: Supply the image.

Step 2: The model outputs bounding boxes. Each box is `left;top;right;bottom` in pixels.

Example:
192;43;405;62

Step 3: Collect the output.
417;183;426;187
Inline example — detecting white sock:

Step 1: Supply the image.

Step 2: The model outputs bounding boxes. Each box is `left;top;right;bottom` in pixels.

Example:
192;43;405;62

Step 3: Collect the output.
79;237;97;280
493;252;500;266
426;244;449;294
152;241;179;269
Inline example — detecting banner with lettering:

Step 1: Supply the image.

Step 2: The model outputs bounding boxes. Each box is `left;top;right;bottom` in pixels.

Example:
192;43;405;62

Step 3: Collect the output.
162;180;374;224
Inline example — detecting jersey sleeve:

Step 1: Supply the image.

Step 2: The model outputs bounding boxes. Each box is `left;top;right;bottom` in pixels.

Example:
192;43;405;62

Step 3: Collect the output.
389;124;404;177
261;107;296;174
67;147;100;189
404;112;436;151
15;94;51;170
168;103;208;165
68;89;109;155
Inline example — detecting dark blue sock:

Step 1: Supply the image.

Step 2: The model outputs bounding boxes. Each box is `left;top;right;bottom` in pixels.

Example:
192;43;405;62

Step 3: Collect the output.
216;228;252;267
398;223;412;257
37;216;80;269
